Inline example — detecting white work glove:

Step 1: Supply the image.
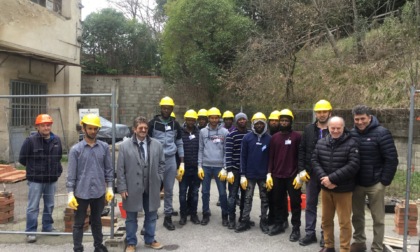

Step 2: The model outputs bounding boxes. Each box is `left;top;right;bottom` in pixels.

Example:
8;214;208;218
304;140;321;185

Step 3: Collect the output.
299;170;310;182
240;176;248;190
293;174;303;190
68;192;78;210
218;168;227;182
266;173;273;191
227;171;235;184
105;187;114;203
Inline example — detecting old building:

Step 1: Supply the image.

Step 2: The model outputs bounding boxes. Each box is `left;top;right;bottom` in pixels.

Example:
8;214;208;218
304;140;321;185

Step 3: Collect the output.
0;0;82;162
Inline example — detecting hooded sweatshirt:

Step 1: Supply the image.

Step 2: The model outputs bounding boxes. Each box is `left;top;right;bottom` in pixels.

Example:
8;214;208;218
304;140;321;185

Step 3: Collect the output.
198;124;229;167
148;115;184;158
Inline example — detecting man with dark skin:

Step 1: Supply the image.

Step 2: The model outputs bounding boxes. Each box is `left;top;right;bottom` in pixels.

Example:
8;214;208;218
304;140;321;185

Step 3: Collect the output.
197;109;208;130
148;96;184;231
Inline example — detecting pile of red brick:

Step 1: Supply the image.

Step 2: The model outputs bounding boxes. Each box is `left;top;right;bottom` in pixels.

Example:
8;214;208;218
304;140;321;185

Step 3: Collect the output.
394;201;418;236
0;191;14;224
63;207;90;232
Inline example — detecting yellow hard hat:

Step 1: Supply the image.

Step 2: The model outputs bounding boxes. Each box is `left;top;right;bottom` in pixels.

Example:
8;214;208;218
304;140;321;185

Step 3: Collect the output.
159;96;175;106
314;99;332;111
251;112;267;122
197;109;208;117
80;114;101;127
184;109;198;119
268;110;281;120
222;110;234;119
171;112;176;118
279;109;294;120
207;107;221;117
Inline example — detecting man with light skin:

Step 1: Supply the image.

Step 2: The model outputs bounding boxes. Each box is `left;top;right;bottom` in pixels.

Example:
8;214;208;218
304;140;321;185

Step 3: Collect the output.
298;99;333;247
117;116;165;252
67;114;114;252
19;114;63;243
312;116;359;252
198;107;229;226
350;105;398;252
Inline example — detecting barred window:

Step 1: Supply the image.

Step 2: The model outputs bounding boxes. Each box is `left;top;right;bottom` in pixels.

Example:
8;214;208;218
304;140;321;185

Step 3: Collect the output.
10;80;47;127
30;0;62;14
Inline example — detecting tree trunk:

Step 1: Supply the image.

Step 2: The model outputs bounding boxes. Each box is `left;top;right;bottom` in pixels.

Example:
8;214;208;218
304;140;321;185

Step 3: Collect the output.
352;0;366;62
323;24;340;58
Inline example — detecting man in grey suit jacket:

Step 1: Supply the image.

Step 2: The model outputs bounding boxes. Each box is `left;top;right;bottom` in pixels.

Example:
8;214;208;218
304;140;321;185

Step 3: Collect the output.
117;116;165;252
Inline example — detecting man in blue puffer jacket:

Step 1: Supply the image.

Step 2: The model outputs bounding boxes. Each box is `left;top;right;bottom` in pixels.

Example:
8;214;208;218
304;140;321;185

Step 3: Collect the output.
350;105;398;252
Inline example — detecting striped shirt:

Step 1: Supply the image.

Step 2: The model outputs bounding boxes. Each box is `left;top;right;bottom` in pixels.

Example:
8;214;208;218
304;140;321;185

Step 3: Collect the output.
225;129;250;171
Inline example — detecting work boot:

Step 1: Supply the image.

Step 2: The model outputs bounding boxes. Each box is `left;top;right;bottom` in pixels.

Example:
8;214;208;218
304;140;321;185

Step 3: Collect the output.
179;215;187;225
235;220;251;233
190;214;201;224
299;234;317;246
201;213;210;225
289;227;301;242
259;218;269;234
163;215;175;230
268;223;285;236
94;244;109;252
350;242;367;252
222;215;229;227
228;215;236;229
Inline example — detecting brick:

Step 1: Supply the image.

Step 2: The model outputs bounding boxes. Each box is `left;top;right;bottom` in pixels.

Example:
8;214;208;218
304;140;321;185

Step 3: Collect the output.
394;226;418;236
0;211;14;220
0;204;14;212
101;216;117;227
0;216;13;224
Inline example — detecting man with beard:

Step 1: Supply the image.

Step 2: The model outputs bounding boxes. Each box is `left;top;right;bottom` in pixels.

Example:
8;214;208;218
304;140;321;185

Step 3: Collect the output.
267;109;302;241
235;112;271;233
197;109;208;130
67;114;114;252
268;110;281;135
225;112;250;229
298;100;332;247
148;96;184;231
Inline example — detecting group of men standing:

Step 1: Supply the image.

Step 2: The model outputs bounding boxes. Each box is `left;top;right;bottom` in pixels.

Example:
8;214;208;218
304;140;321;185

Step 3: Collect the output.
19;96;398;252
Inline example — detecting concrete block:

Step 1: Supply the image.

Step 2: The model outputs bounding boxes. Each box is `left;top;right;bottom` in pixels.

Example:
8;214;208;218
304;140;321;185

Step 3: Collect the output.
104;226;126;252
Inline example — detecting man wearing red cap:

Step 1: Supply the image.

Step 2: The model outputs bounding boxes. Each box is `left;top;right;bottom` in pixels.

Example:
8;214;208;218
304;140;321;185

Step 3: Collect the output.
19;114;63;243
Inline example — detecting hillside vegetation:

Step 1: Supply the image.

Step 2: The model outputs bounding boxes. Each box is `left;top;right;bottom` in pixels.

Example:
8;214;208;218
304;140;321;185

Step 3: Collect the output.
219;5;420;112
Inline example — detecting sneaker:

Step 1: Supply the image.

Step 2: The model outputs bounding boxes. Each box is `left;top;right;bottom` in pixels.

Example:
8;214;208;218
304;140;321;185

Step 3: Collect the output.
350;242;367;252
26;235;36;243
125;245;136;252
299;234;317;246
145;240;163;250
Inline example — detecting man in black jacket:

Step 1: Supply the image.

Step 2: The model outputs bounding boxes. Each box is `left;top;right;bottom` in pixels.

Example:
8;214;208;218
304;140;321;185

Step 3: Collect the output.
350;105;398;252
313;116;360;252
19;114;63;243
297;99;332;247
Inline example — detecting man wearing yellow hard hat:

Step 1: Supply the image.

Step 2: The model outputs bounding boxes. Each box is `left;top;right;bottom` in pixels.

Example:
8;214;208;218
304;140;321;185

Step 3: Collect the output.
67;114;114;252
298;99;332;247
197;109;208;130
222;110;235;132
148;96;184;231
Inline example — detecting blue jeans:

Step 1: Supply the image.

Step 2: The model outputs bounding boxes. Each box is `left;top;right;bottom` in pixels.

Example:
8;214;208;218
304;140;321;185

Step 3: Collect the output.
179;168;200;216
305;172;322;236
126;193;157;245
26;181;56;232
201;166;228;216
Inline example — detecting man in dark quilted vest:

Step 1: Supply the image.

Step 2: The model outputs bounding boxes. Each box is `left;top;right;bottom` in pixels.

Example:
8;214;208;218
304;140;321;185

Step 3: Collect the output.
350;105;398;252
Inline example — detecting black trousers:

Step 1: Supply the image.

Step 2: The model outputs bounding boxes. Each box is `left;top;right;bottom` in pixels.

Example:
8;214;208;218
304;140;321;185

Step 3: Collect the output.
73;194;105;252
272;177;302;228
